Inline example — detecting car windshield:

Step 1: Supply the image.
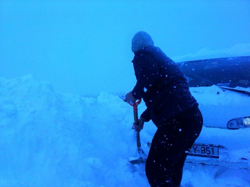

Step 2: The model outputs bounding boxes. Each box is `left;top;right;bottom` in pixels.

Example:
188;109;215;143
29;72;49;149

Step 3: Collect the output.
178;56;250;88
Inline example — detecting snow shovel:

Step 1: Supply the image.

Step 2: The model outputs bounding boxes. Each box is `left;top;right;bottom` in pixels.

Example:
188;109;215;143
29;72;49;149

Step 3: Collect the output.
128;99;147;164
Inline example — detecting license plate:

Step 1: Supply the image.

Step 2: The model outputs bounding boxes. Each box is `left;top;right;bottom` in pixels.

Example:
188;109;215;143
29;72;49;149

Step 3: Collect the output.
189;144;220;158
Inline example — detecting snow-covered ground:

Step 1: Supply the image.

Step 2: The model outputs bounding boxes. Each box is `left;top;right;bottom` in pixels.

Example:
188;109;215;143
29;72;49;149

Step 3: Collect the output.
0;75;250;187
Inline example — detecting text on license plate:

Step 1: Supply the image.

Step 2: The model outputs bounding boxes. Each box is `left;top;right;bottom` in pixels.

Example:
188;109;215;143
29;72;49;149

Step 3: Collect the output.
189;144;220;158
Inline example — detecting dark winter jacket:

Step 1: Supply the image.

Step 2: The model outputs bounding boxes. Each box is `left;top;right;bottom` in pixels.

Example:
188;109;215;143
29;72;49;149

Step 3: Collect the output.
131;46;198;127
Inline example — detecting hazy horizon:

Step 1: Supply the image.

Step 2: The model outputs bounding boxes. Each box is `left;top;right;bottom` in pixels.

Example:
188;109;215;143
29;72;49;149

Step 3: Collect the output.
1;0;250;95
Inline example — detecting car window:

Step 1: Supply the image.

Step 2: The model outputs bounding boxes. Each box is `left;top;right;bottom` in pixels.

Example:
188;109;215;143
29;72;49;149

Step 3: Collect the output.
178;56;250;88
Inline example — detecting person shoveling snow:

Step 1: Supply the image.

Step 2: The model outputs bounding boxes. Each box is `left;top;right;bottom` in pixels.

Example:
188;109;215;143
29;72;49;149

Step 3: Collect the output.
125;31;203;187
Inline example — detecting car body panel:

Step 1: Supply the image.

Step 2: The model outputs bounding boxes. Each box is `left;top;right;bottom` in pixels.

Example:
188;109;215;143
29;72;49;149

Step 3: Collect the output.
190;85;250;128
181;56;250;168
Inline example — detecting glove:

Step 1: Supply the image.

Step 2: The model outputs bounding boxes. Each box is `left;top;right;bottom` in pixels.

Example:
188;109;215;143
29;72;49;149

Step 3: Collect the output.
132;118;145;132
125;91;136;105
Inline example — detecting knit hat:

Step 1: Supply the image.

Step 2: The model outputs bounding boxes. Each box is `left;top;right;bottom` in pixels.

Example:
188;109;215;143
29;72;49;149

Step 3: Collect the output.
131;31;154;52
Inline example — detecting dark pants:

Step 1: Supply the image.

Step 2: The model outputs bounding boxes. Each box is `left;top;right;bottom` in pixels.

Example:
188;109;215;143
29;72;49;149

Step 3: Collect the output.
145;107;203;187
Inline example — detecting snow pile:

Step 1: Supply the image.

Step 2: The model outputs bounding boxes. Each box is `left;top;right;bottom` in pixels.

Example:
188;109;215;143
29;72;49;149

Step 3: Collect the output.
174;43;250;62
0;75;249;187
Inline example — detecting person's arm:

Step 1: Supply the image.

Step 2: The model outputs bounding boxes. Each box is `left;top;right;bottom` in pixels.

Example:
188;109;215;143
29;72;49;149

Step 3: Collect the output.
132;54;159;99
140;108;151;122
132;108;151;132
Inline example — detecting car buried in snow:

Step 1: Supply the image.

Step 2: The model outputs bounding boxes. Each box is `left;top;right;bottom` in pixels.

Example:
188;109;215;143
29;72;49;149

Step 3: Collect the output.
177;56;250;169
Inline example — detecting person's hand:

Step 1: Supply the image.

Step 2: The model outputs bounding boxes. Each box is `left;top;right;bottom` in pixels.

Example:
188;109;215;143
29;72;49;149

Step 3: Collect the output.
132;118;145;132
125;91;136;105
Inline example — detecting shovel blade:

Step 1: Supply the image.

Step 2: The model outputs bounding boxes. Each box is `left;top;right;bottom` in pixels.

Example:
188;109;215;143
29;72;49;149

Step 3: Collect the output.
129;157;147;164
128;148;147;164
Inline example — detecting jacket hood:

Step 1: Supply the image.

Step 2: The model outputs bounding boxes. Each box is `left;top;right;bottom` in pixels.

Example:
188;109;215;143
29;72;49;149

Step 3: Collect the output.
131;31;154;53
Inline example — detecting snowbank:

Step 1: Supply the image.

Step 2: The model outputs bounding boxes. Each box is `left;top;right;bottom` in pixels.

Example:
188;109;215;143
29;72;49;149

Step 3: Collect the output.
0;75;249;187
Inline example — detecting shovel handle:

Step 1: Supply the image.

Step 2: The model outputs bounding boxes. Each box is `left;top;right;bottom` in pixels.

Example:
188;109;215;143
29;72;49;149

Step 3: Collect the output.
130;100;142;149
130;99;141;124
136;131;141;148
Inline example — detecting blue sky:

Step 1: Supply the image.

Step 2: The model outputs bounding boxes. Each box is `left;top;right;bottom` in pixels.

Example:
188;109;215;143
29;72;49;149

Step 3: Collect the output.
0;0;250;95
